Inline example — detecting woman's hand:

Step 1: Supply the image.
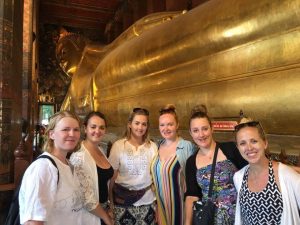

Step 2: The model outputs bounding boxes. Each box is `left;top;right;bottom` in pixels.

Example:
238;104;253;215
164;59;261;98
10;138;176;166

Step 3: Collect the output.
184;196;199;225
91;203;113;225
107;206;114;219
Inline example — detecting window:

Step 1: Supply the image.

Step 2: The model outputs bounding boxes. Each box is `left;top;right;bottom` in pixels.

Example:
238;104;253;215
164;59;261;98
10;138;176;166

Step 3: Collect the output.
39;104;55;126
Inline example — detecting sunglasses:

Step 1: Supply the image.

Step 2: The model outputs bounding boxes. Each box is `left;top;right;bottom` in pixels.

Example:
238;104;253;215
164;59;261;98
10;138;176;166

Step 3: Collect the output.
234;121;260;132
133;107;149;115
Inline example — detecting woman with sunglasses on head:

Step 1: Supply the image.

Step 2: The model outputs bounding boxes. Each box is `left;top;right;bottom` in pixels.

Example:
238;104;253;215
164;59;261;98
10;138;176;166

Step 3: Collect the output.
185;105;247;225
151;104;195;225
233;118;300;225
70;111;113;225
108;108;157;225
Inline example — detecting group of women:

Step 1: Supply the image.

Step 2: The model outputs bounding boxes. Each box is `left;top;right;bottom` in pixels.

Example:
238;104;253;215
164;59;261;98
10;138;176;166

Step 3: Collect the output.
19;104;300;225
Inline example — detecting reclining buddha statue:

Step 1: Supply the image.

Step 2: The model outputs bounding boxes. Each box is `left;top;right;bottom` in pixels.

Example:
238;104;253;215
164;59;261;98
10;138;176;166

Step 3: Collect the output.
56;0;300;150
56;11;186;114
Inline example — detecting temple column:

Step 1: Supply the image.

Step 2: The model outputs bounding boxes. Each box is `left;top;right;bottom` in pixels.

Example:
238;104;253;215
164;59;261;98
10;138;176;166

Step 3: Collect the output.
0;0;23;184
0;0;23;222
23;0;37;160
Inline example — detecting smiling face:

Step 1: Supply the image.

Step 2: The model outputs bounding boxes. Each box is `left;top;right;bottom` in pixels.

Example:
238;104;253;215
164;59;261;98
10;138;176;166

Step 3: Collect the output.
49;116;81;153
236;126;268;164
190;117;213;149
85;115;106;144
128;114;148;140
159;113;178;141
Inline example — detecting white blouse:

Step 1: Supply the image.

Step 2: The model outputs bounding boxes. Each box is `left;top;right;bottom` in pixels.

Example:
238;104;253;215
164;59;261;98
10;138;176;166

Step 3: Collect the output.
109;138;157;206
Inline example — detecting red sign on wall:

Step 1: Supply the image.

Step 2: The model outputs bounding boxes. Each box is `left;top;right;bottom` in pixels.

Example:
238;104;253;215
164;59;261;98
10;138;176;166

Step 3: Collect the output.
212;121;238;131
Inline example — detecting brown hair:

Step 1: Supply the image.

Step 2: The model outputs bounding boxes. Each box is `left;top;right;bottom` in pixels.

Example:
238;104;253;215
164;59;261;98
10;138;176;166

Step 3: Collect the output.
43;111;81;153
83;111;107;127
159;104;178;123
124;108;151;144
189;104;212;127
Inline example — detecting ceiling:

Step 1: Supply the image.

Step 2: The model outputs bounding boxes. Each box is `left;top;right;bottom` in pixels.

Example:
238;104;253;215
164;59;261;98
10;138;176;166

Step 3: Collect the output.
39;0;122;40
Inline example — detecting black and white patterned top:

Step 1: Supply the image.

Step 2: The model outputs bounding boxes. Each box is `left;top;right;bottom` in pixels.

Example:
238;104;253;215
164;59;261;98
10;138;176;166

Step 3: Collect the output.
239;160;283;225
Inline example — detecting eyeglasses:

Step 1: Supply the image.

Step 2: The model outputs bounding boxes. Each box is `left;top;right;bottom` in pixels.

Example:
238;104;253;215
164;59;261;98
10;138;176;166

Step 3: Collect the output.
234;121;260;132
133;107;149;115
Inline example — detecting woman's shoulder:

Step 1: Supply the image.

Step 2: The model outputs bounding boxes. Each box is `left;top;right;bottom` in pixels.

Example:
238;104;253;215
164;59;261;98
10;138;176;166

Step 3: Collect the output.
233;165;249;182
235;165;249;175
176;138;196;160
278;162;300;176
149;140;158;148
70;146;86;166
109;138;127;158
186;150;198;164
178;137;196;150
146;141;158;155
112;138;126;146
276;162;300;191
178;138;193;146
24;153;59;179
219;141;248;169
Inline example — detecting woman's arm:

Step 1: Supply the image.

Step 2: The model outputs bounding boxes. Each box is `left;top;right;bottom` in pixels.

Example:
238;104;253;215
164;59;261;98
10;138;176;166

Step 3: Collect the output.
184;154;202;225
185;196;199;225
71;152;112;222
90;204;113;225
108;170;119;210
20;160;58;224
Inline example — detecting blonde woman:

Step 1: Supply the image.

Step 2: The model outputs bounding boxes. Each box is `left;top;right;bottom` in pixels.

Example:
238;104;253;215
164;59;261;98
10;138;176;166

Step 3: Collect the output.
19;111;83;225
108;108;157;225
234;118;300;225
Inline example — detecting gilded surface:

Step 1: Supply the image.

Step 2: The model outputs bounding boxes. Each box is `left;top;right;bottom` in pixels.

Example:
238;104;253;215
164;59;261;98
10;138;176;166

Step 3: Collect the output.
57;0;300;153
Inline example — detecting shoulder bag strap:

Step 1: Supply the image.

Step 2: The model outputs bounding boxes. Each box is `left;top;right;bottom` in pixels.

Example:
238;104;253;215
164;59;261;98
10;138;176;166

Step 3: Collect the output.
37;155;60;184
207;142;219;198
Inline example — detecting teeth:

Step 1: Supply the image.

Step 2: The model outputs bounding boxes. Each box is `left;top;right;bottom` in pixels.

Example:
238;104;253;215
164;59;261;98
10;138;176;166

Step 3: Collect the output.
247;152;256;157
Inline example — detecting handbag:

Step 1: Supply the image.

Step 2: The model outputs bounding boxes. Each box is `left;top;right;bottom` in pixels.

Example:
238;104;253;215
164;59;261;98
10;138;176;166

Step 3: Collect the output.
192;143;219;225
112;183;150;206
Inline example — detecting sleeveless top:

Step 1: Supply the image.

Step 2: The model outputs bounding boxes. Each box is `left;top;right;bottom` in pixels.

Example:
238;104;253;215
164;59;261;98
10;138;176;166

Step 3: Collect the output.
239;160;283;225
151;154;184;225
97;165;114;203
196;160;238;225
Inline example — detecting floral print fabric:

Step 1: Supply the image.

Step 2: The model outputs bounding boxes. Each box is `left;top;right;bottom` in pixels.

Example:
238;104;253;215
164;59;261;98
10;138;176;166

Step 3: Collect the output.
196;160;238;225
